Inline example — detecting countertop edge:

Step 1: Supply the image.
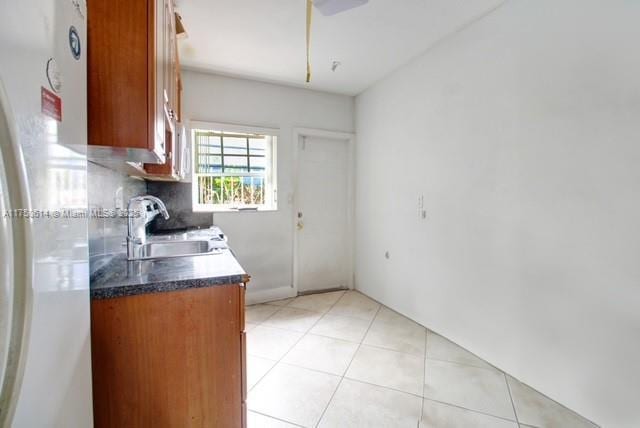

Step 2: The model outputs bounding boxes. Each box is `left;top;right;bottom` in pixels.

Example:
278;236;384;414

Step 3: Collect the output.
90;273;250;300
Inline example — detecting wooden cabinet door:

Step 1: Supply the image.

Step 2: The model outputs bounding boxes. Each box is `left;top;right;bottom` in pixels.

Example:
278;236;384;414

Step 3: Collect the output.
164;0;178;122
91;285;244;427
144;0;178;177
151;0;168;161
87;0;168;164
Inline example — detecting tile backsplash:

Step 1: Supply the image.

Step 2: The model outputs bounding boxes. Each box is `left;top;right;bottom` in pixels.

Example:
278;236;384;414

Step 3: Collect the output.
88;162;147;267
88;164;212;274
147;181;212;232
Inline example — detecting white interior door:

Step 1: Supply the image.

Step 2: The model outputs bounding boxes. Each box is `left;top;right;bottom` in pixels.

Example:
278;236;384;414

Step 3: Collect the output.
296;135;350;293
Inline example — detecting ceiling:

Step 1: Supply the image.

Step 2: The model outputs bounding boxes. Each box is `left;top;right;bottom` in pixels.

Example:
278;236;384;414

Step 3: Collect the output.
176;0;504;95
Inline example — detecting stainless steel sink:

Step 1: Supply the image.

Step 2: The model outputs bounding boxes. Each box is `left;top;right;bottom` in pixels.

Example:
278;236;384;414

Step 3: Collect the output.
137;239;223;260
125;195;228;261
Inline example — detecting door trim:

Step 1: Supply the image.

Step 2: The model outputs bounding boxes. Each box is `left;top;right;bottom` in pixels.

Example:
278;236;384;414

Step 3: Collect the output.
292;128;356;296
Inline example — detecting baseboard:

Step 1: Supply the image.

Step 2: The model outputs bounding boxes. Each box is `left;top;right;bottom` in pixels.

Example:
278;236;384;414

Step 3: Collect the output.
245;285;296;305
298;286;349;296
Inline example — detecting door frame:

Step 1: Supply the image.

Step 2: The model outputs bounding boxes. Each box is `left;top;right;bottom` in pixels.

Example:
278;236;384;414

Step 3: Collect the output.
292;127;356;296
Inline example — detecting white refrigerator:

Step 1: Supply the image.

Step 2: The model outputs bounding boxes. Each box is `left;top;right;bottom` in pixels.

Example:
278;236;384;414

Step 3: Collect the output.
0;0;93;426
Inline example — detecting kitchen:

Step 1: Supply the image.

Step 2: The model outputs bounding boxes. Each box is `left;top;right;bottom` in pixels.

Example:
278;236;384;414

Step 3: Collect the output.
1;0;639;427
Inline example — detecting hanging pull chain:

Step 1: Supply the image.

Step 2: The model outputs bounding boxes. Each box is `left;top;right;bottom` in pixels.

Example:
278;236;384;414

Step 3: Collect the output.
306;0;313;82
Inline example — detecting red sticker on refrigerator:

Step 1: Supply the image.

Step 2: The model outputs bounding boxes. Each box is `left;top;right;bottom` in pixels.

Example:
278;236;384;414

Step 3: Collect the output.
41;86;62;121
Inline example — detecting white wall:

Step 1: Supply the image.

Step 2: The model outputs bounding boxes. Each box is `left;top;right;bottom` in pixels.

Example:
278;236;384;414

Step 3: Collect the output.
355;1;640;427
183;71;354;302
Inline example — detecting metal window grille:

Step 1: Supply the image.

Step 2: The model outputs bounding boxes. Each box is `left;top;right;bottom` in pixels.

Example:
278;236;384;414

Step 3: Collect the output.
193;131;273;208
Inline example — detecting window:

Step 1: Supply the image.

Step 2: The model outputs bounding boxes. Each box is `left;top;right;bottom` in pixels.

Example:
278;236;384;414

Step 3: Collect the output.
191;123;277;212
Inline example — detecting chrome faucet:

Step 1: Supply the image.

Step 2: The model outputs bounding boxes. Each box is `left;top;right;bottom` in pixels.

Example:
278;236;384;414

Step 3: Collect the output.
126;195;170;260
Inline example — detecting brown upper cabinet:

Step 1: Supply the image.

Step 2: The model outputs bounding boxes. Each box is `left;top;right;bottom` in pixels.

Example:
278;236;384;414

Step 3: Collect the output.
88;0;181;166
144;8;183;179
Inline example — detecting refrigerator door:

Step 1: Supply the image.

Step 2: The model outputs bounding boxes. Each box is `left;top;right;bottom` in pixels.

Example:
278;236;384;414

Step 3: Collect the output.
0;0;93;426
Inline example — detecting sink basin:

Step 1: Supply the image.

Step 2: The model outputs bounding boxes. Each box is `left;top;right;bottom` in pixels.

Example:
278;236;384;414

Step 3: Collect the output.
138;239;223;260
147;233;189;241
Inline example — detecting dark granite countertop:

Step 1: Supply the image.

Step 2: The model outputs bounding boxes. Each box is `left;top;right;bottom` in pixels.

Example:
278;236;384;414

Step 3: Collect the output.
90;249;248;299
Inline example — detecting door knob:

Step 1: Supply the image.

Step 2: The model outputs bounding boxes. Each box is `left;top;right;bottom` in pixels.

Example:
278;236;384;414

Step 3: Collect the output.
297;221;304;230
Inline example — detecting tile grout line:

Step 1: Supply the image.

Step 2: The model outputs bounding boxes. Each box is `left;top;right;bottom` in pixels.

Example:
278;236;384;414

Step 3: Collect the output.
504;373;521;426
313;298;383;428
326;299;517;425
254;297;386;328
356;295;598;427
254;302;430;357
246;305;308;394
419;325;428;427
252;292;596;427
422;397;520;424
253;320;428;356
250;293;522;426
245;302;300;393
249;409;306;428
269;360;422;399
292;369;521;426
346;291;576;425
246;293;347;396
424;355;499;372
248;291;352;426
348;292;506;372
254;320;503;370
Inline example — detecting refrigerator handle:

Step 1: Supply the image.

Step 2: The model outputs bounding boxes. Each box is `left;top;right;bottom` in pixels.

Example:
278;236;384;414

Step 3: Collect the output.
0;77;34;428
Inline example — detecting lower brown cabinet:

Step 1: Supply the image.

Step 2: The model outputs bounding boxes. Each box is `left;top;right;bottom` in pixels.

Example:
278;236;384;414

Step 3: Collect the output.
91;283;248;427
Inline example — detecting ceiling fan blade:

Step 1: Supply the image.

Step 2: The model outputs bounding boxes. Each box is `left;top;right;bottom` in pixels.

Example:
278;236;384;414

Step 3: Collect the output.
306;0;312;82
313;0;369;16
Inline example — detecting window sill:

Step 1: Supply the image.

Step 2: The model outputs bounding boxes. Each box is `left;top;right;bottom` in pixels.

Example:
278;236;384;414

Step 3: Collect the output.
193;206;278;213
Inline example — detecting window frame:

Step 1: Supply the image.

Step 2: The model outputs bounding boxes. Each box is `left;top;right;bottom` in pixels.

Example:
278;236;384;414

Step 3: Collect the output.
190;121;278;213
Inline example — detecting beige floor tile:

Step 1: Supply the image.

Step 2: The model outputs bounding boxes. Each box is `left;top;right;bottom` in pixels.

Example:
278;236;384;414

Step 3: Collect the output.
287;291;346;313
374;307;422;327
420;399;518;428
247;325;304;360
363;316;426;356
247;355;277;390
262;307;324;333
282;334;359;376
426;331;494;370
248;411;301;427
319;378;422;427
248;363;341;427
328;291;380;321
423;360;515;420
345;345;424;395
309;314;371;343
246;304;281;324
246;322;259;332
246;291;594;428
507;376;597;428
